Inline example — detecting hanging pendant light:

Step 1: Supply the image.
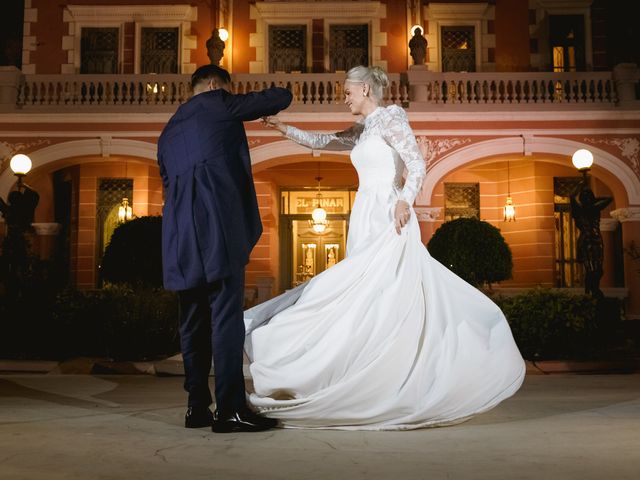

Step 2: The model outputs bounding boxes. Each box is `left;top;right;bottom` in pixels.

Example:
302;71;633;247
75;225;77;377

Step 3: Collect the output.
118;197;133;223
309;176;329;234
118;161;133;223
503;160;516;222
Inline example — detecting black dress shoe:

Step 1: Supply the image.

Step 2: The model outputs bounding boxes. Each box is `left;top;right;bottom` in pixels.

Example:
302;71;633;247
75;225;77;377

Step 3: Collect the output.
185;407;214;428
212;409;278;433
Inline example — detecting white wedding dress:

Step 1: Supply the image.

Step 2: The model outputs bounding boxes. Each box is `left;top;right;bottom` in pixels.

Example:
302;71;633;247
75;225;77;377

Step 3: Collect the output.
244;105;525;430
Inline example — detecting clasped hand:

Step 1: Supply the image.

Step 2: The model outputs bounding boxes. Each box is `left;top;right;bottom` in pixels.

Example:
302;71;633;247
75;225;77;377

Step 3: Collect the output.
394;200;411;234
262;116;286;133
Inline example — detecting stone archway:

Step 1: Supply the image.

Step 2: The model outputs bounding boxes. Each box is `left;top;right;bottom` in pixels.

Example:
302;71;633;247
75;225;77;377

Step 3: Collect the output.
419;136;640;206
0;139;158;200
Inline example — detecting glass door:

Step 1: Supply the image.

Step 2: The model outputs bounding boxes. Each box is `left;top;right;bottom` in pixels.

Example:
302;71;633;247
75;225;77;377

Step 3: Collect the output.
279;189;355;289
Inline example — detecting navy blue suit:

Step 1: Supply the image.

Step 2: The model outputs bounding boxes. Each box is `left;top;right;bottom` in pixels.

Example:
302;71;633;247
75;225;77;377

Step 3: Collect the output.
158;86;292;413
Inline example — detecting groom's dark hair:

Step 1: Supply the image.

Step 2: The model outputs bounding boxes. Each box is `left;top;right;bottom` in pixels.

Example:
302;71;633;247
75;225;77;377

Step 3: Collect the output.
191;65;231;89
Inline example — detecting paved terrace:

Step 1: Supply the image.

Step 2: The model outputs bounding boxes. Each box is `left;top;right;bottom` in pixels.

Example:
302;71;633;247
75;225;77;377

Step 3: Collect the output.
0;373;639;480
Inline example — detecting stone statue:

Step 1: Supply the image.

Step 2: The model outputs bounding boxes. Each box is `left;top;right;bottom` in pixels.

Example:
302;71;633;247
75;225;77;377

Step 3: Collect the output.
570;180;612;298
0;184;39;299
409;27;428;66
0;185;39;229
206;30;225;66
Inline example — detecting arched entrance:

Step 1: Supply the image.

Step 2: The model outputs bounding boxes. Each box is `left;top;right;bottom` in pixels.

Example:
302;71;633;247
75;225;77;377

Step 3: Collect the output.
417;136;637;314
0;139;161;288
249;154;358;295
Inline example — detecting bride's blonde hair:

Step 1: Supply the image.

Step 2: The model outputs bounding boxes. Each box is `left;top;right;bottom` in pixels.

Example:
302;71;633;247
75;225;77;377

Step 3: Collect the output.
345;65;389;102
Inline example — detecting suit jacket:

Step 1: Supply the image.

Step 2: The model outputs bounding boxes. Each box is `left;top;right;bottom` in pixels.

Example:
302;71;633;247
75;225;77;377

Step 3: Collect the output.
158;87;292;291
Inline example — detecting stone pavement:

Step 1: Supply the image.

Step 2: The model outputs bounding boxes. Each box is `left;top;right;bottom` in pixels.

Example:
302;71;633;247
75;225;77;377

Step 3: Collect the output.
0;374;639;480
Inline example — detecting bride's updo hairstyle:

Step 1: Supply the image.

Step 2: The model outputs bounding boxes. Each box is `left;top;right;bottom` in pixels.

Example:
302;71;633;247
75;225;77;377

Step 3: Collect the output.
345;65;389;102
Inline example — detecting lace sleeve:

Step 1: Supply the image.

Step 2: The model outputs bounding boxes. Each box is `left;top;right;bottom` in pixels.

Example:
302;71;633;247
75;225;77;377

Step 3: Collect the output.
285;123;363;151
381;105;426;205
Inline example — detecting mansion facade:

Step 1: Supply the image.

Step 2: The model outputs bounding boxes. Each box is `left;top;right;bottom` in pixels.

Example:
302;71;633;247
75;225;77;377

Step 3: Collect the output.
0;0;639;318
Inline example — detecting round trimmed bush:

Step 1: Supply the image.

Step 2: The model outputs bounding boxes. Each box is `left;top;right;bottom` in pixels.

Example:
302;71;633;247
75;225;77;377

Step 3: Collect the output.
101;216;163;287
427;217;512;287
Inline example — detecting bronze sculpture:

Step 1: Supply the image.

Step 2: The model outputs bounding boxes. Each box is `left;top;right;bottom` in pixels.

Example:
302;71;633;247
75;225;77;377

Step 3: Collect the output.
409;27;428;66
570;180;612;298
206;30;225;66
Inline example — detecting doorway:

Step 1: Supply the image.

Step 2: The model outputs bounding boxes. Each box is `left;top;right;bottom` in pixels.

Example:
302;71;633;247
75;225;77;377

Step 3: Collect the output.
279;189;354;289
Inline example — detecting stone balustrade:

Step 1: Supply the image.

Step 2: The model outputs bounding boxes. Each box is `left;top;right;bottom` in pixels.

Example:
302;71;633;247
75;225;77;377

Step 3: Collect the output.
406;69;619;105
229;72;408;106
0;65;637;113
16;73;191;110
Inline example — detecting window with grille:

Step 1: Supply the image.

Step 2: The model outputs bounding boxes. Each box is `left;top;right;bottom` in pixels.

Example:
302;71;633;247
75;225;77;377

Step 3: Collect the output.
441;26;476;72
269;25;306;73
444;183;479;221
549;15;585;72
81;27;119;74
553;177;582;287
141;27;179;74
329;24;369;72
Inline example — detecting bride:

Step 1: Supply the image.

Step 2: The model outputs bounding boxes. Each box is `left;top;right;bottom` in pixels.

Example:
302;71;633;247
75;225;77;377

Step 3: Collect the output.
245;65;525;430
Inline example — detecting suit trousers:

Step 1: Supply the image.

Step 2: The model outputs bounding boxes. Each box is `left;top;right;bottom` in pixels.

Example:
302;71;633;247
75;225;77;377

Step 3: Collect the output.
178;270;246;413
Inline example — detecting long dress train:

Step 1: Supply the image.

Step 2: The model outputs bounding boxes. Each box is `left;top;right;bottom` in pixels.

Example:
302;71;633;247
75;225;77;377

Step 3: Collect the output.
244;105;525;430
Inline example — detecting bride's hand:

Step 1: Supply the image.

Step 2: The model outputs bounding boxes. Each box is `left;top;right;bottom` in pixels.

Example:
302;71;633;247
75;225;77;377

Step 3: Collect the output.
394;200;411;234
262;116;287;133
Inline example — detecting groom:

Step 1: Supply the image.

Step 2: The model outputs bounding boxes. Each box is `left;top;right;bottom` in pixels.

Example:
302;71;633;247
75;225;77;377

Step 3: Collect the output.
158;65;292;432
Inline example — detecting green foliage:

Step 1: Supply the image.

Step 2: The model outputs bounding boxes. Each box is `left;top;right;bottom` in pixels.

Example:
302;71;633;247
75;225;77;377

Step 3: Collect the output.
494;288;623;360
51;284;179;361
0;283;179;361
101;216;163;288
427;218;513;286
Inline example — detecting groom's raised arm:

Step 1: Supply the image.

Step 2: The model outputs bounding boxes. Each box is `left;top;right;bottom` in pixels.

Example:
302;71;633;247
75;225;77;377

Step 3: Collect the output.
225;87;293;122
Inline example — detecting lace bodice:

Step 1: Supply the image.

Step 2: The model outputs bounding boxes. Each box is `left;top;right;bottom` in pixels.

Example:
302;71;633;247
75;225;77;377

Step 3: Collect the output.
285;105;426;205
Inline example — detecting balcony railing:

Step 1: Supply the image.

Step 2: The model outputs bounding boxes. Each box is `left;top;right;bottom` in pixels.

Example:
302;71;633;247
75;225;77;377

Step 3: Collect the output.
229;73;408;106
3;69;634;113
406;71;617;105
16;74;192;110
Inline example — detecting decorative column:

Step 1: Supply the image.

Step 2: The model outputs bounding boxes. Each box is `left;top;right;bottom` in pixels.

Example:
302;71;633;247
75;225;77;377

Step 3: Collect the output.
599;218;619;288
610;207;640;319
0;66;22;112
414;207;441;244
406;67;431;103
612;63;639;104
31;223;62;260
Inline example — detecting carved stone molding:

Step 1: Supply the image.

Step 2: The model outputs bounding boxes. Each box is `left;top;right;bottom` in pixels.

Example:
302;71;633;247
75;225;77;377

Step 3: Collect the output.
100;136;112;158
584;137;640;175
0;139;51;173
32;222;62;235
610;207;640;223
254;2;384;19
414;206;441;222
63;5;196;23
599;218;619;231
416;137;472;167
